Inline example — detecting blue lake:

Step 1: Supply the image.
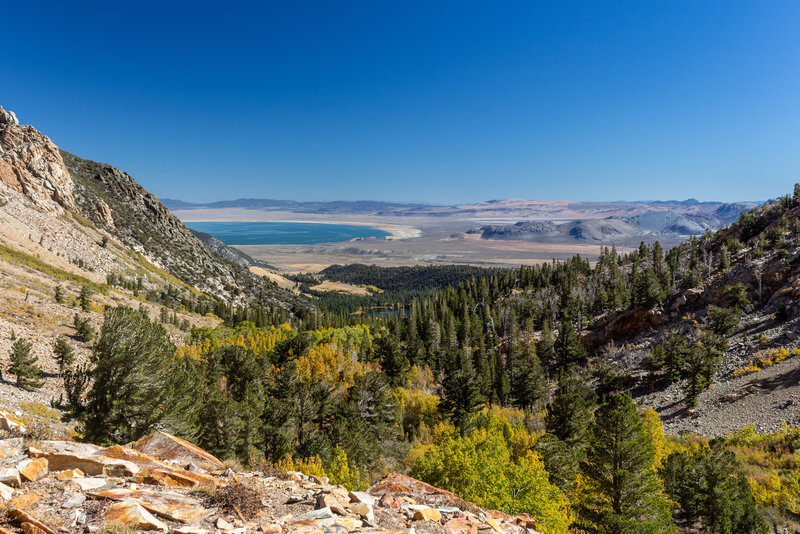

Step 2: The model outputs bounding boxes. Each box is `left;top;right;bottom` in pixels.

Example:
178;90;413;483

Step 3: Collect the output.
184;221;391;245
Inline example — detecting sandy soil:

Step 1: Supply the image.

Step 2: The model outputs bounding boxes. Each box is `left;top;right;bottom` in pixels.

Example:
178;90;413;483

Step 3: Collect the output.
249;266;297;291
310;280;370;295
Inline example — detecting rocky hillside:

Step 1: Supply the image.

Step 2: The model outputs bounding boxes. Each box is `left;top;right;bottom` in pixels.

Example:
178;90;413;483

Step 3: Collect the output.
0;423;538;534
584;196;800;437
0;106;302;312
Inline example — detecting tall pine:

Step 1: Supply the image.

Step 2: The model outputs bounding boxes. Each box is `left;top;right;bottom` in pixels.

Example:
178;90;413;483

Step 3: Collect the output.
577;393;676;534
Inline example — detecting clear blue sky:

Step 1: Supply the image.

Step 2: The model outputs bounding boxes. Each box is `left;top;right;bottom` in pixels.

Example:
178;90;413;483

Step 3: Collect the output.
3;1;798;204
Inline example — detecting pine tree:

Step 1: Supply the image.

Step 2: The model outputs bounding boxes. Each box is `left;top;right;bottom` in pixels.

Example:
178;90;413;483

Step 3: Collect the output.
577;393;676;534
545;371;596;448
441;349;485;435
663;440;767;534
683;332;725;407
8;337;44;390
79;286;93;312
54;285;65;304
73;314;95;342
262;363;299;462
510;343;547;413
53;337;75;375
538;319;556;373
647;331;690;384
375;330;409;387
553;317;586;375
82;306;199;445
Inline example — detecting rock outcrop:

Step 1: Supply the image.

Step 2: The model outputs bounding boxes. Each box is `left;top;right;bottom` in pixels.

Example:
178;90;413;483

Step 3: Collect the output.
0;104;305;310
0;107;76;212
0;432;542;534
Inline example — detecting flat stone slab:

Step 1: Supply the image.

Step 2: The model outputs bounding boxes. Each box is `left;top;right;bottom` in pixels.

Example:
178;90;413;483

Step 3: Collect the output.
130;431;224;470
92;488;214;523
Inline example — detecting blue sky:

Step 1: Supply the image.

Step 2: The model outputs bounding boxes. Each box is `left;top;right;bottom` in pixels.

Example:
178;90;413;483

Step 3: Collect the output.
3;1;799;204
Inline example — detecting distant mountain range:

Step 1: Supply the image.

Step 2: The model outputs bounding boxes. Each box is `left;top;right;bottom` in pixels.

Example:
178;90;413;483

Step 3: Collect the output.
164;197;761;243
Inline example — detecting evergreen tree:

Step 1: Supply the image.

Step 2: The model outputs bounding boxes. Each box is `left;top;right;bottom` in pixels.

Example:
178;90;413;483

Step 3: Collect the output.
683;332;725;407
719;244;730;269
81;306;199;445
262;363;299;462
201;345;265;460
663;440;766;534
708;305;740;335
58;364;89;417
537;319;556;372
441;349;485;435
553;317;586;374
490;348;510;405
577;393;676;534
54;285;65;304
375;330;409;387
333;372;398;467
8;337;44;390
646;331;690;384
73;314;95;342
534;433;580;493
53;337;75;375
79;286;93;312
545;371;596;448
510;343;547;413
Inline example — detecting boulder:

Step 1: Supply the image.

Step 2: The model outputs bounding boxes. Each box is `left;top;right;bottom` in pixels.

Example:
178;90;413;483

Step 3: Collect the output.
292;507;333;522
21;524;50;534
55;468;84;481
5;509;56;534
316;493;347;515
348;490;377;505
369;473;456;503
92;488;213;523
0;467;21;487
0;438;24;457
8;493;41;511
444;517;478;534
72;477;112;491
106;500;168;531
19;457;48;482
62;493;86;509
412;507;442;523
0;481;13;501
377;493;402;509
0;411;26;435
350;502;375;522
130;431;224;470
32;441;137;477
96;200;114;226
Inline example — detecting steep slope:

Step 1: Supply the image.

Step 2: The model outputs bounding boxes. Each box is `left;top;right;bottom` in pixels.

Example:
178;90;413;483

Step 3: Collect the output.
0;105;302;312
581;195;800;436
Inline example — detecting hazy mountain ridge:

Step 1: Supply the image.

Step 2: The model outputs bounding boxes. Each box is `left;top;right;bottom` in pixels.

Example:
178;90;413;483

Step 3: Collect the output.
164;196;758;218
475;203;757;243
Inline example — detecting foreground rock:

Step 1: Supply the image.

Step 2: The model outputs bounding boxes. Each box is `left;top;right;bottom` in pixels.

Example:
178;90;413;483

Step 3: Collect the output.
0;431;542;533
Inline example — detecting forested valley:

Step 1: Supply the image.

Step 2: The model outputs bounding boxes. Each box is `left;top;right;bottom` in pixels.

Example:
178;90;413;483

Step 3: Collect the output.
54;186;800;533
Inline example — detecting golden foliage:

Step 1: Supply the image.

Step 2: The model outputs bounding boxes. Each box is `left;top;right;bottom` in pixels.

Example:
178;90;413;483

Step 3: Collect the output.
295;342;365;389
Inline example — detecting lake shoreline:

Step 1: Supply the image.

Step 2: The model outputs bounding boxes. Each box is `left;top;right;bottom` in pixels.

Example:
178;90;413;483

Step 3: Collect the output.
176;209;421;241
185;221;397;246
